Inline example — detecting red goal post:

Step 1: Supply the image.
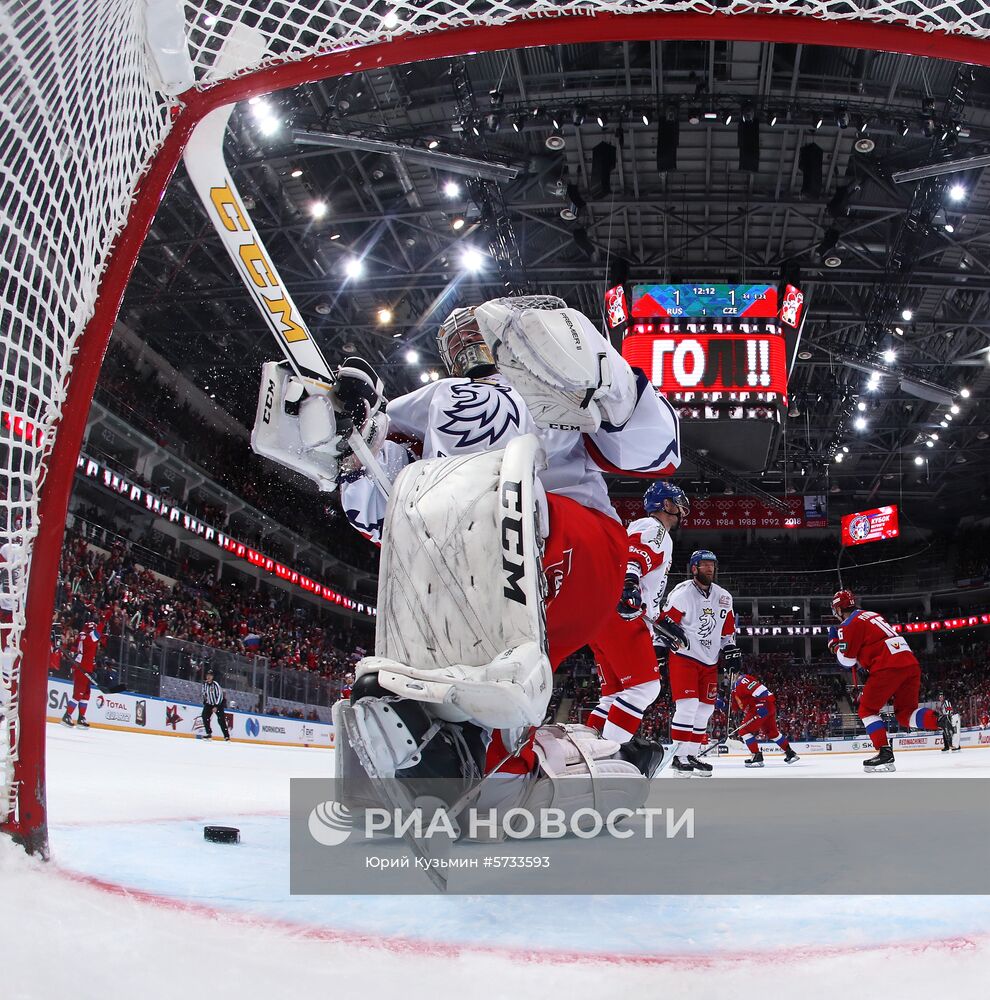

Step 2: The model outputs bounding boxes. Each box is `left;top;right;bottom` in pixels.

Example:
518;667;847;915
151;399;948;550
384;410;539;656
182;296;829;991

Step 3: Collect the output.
2;1;989;856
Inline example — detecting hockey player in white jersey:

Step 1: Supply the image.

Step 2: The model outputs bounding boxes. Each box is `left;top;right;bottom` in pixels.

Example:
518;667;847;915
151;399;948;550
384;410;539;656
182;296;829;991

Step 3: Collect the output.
657;550;741;777
587;481;689;743
250;295;682;839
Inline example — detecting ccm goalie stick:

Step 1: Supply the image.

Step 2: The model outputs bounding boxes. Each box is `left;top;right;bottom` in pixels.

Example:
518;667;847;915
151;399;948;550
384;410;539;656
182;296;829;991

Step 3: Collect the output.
183;91;391;497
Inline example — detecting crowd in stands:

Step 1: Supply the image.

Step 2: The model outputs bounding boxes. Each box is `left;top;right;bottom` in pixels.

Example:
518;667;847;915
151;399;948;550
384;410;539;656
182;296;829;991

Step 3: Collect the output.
94;341;379;576
52;526;373;697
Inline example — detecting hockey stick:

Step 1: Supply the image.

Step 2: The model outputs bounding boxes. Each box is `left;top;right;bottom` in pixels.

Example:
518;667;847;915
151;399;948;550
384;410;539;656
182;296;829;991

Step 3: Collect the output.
183;100;392;499
694;720;747;759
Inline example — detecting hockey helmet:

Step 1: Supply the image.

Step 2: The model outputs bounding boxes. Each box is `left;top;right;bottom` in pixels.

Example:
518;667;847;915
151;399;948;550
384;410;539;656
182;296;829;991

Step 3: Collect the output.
643;481;690;519
688;549;718;578
831;589;857;620
437;307;496;378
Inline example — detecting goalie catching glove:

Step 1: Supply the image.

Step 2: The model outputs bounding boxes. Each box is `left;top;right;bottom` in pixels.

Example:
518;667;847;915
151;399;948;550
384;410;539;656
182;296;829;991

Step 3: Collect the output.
473;297;636;433
250;359;388;492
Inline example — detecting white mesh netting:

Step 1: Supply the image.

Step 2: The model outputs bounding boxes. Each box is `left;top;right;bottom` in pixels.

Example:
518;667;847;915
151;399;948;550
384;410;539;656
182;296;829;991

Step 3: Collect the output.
2;0;989;835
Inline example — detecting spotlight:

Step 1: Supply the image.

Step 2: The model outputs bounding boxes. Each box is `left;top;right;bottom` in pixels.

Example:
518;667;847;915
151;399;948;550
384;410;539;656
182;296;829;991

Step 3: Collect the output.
489;89;504;108
858;117;870;134
945;222;955;233
901;308;913;321
769;112;778;127
834;453;844;463
883;349;896;363
641;112;651;126
329;232;341;241
931;433;939;441
949;183;967;202
377;308;393;325
429;371;440;382
961;387;971;398
922;96;936;115
461;248;485;272
741;101;755;124
926;439;934;448
842;446;850;454
419;372;430;383
551;113;562;130
290;168;303;178
898;120;909;137
511;116;525;133
703;110;718;121
815;116;824;129
443;180;461;198
835;106;850;129
310;200;327;219
405;349;419;364
940;420;948;428
950;404;960;414
854;417;867;430
596;113;607;129
688;106;701;125
428;139;440;149
344;257;363;279
914;455;924;466
450;215;466;231
572;104;586;127
857;401;867;412
946;411;954;420
724;112;733;126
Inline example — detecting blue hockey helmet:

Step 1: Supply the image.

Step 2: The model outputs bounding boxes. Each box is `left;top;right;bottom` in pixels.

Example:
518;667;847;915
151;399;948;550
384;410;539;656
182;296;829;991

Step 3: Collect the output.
643;481;690;518
688;549;718;576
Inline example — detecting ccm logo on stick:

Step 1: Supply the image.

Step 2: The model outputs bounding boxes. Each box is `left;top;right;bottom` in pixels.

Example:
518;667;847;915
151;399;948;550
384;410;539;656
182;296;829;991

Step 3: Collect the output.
500;479;526;604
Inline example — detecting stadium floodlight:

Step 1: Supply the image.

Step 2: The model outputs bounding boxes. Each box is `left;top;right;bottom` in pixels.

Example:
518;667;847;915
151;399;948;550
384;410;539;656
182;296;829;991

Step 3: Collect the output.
405;349;419;364
914;456;924;466
883;349;896;363
461;247;485;272
309;200;327;219
901;308;913;321
950;404;960;414
377;308;393;325
344;257;363;279
949;183;967;202
854;417;867;430
960;387;971;398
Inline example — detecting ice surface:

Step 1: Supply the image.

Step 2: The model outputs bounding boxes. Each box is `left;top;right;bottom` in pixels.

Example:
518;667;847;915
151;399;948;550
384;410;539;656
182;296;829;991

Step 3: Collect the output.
2;724;988;997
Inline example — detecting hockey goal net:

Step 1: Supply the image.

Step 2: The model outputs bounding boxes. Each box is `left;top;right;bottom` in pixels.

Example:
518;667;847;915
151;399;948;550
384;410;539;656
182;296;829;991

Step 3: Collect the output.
2;0;989;855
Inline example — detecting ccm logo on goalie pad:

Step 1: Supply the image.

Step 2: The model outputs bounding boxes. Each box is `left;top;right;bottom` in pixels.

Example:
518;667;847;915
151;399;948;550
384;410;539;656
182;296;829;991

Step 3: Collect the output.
500;480;527;605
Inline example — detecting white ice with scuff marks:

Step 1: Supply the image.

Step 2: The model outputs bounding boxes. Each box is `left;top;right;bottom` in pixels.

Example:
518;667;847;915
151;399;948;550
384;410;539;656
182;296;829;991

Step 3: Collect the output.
2;724;989;998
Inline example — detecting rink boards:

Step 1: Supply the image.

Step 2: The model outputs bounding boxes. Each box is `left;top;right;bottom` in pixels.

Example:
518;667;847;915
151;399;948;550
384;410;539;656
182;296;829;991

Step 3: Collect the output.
46;678;334;748
45;677;990;756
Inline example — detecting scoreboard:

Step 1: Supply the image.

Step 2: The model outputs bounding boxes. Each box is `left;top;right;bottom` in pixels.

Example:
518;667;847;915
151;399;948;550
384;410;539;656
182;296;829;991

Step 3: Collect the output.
617;280;806;473
632;283;778;319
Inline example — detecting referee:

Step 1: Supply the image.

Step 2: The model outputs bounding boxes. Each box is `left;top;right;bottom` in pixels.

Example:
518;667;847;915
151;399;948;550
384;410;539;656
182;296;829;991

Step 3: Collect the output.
199;669;230;741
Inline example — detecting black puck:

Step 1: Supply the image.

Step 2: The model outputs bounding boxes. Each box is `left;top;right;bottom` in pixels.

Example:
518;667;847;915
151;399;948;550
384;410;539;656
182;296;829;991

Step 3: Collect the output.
204;825;240;844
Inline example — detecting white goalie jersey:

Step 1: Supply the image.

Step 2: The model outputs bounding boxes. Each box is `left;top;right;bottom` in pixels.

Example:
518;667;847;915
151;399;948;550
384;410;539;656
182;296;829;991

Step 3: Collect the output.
625;518;673;622
341;369;680;544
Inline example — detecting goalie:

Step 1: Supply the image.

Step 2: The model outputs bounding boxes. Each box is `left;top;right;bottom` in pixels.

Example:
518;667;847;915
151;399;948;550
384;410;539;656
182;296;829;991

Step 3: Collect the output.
251;296;681;832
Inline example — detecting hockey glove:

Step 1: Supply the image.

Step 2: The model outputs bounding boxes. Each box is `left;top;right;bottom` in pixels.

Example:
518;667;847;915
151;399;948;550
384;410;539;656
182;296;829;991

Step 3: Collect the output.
722;644;743;669
654;616;688;651
755;703;769;719
714;696;727;714
617;574;644;620
331;357;385;426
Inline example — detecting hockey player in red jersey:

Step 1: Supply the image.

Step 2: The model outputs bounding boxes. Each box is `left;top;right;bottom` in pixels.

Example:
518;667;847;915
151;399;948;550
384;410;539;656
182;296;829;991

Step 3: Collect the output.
828;590;940;772
63;618;100;728
586;481;689;744
724;673;799;767
658;550;740;777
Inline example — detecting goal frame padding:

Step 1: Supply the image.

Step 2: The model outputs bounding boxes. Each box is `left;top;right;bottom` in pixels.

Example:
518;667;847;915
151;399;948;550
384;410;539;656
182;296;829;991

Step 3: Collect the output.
7;10;990;855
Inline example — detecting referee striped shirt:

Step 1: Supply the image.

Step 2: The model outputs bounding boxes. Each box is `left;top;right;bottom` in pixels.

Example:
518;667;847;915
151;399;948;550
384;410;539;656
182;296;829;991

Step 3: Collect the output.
202;680;224;706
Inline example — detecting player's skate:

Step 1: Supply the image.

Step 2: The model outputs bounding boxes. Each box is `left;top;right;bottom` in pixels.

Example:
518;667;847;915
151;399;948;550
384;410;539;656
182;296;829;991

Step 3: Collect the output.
617;734;666;775
670;755;695;777
686;754;713;776
951;745;961;752
863;746;896;772
783;748;800;763
744;751;764;767
60;711;74;727
76;717;90;729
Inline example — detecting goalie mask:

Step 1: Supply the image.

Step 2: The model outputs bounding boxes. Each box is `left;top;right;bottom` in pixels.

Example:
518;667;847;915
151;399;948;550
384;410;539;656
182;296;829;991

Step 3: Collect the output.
438;307;496;377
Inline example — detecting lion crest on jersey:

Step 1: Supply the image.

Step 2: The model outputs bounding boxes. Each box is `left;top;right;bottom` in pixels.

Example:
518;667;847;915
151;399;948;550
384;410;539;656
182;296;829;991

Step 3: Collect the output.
436;381;521;449
697;607;717;640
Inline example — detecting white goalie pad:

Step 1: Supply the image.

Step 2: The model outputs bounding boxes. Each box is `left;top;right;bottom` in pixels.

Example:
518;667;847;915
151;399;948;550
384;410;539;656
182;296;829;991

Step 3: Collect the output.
358;434;552;731
469;725;650;841
474;297;636;432
250;361;343;492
